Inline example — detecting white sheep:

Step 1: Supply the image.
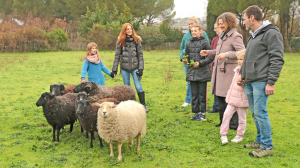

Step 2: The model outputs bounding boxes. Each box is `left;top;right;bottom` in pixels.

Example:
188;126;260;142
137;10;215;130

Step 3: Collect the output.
96;100;147;160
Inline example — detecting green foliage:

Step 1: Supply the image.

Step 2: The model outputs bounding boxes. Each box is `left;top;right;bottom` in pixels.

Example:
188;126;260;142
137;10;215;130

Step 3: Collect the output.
0;51;299;167
186;60;196;66
86;23;113;49
137;25;166;47
289;37;300;52
45;28;69;44
206;1;218;41
159;21;184;42
182;55;188;59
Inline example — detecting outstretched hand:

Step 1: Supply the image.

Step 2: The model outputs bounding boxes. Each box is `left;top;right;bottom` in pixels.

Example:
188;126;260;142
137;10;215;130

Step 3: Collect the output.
200;50;208;57
217;53;226;60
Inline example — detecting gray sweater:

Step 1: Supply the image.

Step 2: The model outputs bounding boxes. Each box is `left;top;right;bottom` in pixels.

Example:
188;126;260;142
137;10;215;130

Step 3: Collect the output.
240;24;284;85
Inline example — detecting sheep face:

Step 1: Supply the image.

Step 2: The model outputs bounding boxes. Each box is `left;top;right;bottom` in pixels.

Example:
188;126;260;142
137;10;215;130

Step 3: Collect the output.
96;102;116;118
36;92;55;106
77;92;88;101
50;84;65;96
76;99;89;114
73;82;95;94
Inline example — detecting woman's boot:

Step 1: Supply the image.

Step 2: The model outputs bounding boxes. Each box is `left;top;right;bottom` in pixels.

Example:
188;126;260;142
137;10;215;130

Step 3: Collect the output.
138;92;149;113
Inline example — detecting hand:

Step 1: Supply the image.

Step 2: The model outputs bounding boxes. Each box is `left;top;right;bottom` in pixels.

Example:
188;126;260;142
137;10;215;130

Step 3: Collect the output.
182;59;187;64
236;75;242;86
136;69;143;79
81;78;86;82
200;50;208;56
193;62;199;68
110;72;116;78
217;53;226;60
265;84;275;95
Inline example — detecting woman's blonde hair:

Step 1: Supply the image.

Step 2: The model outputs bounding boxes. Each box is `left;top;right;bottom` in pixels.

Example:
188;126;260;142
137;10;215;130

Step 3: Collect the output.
237;49;246;59
188;16;199;24
85;42;100;60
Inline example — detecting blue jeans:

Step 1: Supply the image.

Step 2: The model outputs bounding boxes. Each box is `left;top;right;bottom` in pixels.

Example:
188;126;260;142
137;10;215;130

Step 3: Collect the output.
183;63;191;103
121;69;144;93
213;94;219;111
244;82;273;148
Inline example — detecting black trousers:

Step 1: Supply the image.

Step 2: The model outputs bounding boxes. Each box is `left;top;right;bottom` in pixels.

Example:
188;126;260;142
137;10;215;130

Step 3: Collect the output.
191;81;207;113
217;96;239;129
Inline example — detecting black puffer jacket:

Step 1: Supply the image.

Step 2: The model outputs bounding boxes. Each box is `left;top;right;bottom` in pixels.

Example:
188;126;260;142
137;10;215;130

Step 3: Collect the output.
112;37;144;72
185;36;213;82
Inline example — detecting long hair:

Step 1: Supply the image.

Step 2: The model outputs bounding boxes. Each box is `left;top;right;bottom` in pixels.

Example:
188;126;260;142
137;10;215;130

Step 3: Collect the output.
217;12;237;29
85;42;100;60
118;23;142;47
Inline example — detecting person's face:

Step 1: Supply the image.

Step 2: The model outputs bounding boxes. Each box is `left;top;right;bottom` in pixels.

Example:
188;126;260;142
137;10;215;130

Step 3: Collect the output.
214;24;222;35
191;27;202;38
126;26;133;36
91;46;97;54
238;58;244;67
243;13;252;31
188;20;196;30
218;19;229;32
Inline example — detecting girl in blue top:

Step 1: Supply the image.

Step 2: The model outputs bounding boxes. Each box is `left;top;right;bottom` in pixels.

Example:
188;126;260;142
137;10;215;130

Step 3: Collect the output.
81;42;114;85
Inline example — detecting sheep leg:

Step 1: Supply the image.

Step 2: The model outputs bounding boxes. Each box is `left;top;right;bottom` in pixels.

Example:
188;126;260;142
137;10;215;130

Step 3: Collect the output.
137;134;141;151
56;126;60;142
118;143;123;160
110;143;114;157
98;135;104;149
130;139;133;146
81;125;84;133
90;132;94;148
86;132;89;138
52;125;56;142
69;123;74;133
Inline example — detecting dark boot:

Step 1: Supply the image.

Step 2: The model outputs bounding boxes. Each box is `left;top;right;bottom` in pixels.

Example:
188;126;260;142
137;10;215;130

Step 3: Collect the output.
138;92;149;113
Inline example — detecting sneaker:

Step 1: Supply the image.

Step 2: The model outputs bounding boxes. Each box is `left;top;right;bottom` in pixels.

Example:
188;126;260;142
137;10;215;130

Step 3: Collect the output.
207;110;218;113
244;142;261;149
221;135;228;145
249;147;273;158
182;102;191;107
190;113;199;120
231;135;243;143
195;113;206;121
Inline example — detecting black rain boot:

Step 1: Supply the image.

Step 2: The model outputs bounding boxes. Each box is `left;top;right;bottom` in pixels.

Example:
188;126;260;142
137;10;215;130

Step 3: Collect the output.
138;92;149;113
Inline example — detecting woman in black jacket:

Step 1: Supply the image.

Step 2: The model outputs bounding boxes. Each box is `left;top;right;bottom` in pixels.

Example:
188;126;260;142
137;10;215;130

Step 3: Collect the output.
182;24;213;121
112;23;148;112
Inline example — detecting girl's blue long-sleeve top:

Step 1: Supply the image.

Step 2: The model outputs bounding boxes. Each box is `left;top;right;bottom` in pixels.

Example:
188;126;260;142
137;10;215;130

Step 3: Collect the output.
81;59;111;86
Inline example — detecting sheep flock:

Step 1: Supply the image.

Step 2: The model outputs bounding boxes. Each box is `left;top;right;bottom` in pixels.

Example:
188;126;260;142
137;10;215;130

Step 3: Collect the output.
36;82;146;160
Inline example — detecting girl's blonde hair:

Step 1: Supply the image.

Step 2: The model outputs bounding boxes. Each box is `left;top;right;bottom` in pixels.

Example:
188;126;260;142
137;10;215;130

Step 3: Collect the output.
188;16;199;24
85;42;100;60
191;24;203;36
237;49;246;59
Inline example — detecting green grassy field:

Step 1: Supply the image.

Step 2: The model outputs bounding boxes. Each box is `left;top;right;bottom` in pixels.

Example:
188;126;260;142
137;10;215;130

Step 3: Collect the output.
0;51;299;167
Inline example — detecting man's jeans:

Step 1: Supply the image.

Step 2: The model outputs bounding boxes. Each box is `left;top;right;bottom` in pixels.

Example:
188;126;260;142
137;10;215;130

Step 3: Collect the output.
183;63;191;104
244;82;273;148
121;69;143;93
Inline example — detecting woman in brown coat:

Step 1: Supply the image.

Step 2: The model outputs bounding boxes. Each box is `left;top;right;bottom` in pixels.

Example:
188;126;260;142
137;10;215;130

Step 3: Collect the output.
200;12;245;127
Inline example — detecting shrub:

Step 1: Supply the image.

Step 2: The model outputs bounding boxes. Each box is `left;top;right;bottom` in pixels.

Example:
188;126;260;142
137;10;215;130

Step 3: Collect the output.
289;37;300;52
45;28;69;44
159;22;184;42
137;25;166;48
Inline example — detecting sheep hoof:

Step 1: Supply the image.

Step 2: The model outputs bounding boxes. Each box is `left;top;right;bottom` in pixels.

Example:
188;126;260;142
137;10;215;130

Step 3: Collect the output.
118;156;122;160
52;139;55;142
90;145;93;148
100;145;104;149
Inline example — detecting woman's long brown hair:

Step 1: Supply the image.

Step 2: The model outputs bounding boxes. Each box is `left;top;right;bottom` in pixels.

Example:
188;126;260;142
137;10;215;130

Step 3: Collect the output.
118;23;142;47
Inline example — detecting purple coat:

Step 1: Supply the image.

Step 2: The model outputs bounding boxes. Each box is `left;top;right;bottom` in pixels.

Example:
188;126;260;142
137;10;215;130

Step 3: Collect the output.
207;28;245;97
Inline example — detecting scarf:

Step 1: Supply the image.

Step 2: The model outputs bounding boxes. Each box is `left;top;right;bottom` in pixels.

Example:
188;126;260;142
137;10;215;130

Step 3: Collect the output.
220;28;230;40
86;54;100;64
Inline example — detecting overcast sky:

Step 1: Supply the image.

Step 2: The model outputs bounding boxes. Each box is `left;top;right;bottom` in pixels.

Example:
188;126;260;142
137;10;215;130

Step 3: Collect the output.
174;0;208;19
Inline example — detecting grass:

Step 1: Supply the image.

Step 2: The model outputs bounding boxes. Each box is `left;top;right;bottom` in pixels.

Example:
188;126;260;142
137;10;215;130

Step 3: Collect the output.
0;51;299;167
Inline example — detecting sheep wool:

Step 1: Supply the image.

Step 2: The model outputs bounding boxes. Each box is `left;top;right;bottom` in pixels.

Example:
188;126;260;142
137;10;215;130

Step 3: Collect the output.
97;100;146;144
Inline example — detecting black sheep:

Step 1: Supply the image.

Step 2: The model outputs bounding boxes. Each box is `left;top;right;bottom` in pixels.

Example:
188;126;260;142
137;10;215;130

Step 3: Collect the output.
73;82;136;101
75;94;120;148
36;92;77;142
50;84;76;96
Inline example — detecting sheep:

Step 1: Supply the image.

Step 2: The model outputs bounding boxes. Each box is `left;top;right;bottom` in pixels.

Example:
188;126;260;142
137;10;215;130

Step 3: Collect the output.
36;92;77;142
75;95;120;148
72;81;136;101
96;100;147;160
50;84;76;96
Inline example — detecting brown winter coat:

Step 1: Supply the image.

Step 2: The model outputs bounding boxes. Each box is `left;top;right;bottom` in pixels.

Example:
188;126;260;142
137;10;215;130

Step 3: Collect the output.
207;28;245;97
225;67;249;108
